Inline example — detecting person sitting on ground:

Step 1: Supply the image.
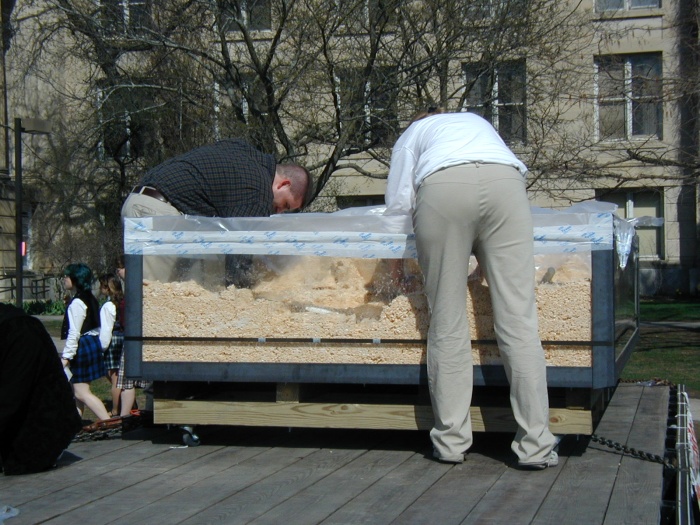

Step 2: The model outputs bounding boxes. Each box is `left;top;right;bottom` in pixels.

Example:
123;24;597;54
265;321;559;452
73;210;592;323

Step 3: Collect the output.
0;303;83;475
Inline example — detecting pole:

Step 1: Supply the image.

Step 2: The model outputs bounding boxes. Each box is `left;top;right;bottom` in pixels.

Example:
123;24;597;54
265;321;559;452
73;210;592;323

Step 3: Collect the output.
14;117;22;308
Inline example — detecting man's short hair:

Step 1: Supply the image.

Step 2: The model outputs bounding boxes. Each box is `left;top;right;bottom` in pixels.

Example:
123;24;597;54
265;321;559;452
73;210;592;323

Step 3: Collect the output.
277;164;314;209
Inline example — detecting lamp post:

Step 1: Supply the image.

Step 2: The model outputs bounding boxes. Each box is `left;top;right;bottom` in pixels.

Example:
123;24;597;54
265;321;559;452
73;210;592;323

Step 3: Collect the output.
14;117;52;308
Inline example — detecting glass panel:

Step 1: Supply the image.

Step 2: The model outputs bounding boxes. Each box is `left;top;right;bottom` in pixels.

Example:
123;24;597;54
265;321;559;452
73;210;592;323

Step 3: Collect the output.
368;0;397;26
633;190;662;258
613;238;638;361
636;227;660;258
631;0;659;7
498;104;526;143
631;55;662;98
633;190;661;217
248;0;272;29
464;64;495;124
221;1;243;31
596;0;624;11
101;0;125;32
497;61;526;143
498;61;526;105
599;192;628;217
599;102;625;139
368;66;399;146
597;57;625;99
138;252;596;369
632;100;660;136
128;0;151;32
464;65;491;108
630;54;662;137
339;69;366;118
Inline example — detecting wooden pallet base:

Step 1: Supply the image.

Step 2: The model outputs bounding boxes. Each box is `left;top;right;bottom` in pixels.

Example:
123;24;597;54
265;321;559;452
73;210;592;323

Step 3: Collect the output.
154;396;594;434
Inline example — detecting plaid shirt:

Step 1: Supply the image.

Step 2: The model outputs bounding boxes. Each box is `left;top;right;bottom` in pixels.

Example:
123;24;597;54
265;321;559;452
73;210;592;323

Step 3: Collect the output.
140;139;276;217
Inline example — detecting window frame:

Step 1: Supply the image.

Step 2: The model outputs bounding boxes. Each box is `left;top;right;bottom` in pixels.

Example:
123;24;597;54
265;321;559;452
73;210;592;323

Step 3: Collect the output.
463;59;527;145
337;66;399;149
100;0;152;35
220;0;273;32
596;188;665;260
594;53;663;142
95;80;160;162
595;0;660;13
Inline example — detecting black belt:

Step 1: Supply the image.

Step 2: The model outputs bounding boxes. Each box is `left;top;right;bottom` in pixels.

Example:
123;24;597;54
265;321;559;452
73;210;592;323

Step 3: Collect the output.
132;185;168;203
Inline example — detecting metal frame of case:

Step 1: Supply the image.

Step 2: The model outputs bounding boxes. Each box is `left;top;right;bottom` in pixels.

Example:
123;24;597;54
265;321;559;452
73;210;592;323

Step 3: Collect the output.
124;239;639;392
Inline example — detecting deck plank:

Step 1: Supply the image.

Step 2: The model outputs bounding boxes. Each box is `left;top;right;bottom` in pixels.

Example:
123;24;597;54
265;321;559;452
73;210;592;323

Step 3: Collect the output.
43;445;263;525
180;446;369;524
317;452;450;524
531;385;644;524
116;444;319;525
391;439;510;525
460;458;566;524
0;436;169;509
603;385;668;525
0;384;672;525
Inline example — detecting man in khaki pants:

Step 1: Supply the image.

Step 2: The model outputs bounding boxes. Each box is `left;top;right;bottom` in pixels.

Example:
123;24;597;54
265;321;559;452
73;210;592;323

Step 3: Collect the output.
385;109;558;468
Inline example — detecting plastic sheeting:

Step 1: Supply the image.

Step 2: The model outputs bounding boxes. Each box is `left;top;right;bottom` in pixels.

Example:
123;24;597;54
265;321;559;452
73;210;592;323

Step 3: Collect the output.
123;202;639;265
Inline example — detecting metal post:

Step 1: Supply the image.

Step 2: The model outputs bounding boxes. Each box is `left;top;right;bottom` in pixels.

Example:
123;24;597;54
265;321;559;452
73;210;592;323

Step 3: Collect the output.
14;117;22;308
12;117;51;308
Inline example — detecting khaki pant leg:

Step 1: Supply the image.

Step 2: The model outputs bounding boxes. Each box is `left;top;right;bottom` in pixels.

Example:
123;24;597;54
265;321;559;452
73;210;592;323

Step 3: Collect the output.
414;167;479;461
470;165;556;463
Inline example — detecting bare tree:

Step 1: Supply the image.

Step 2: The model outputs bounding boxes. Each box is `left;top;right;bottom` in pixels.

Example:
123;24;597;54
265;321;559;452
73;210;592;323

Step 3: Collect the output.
7;0;690;273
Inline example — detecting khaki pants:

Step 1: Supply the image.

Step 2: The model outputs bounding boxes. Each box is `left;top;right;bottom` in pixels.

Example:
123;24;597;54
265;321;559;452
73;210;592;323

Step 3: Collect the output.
121;192;184;283
413;163;556;463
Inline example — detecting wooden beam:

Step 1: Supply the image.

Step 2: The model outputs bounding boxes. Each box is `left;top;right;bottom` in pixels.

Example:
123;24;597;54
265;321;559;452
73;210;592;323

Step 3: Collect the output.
154;399;592;434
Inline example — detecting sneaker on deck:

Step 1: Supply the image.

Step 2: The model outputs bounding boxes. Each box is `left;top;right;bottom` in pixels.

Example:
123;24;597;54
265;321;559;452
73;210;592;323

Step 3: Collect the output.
517;449;559;470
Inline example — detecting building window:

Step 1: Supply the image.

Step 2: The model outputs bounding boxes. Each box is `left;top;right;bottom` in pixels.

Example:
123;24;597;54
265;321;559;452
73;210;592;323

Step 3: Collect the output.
595;0;659;12
472;0;528;20
464;60;526;144
597;188;664;259
336;0;397;33
595;53;662;141
337;195;385;209
339;66;399;149
100;0;152;35
221;0;272;31
96;82;157;162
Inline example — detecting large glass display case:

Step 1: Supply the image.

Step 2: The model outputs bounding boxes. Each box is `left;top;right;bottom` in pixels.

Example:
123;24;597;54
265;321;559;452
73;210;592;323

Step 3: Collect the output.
123;204;639;437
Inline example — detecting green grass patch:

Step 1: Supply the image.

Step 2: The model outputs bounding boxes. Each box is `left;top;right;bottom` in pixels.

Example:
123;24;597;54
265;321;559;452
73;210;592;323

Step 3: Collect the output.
621;324;700;396
627;299;700;396
640;298;700;322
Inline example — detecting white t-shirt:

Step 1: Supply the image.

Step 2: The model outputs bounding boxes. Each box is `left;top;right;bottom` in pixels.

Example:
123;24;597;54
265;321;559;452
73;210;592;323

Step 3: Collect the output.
384;112;528;215
99;300;117;350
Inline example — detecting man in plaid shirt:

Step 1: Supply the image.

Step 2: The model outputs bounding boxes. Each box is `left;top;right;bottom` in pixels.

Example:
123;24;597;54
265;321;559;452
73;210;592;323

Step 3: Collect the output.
122;139;313;218
121;139;313;284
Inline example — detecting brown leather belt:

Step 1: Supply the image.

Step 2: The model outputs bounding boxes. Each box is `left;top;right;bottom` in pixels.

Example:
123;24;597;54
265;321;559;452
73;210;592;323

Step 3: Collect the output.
132;185;168;203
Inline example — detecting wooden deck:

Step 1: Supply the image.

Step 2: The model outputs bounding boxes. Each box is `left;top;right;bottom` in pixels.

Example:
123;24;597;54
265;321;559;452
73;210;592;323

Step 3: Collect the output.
0;384;670;524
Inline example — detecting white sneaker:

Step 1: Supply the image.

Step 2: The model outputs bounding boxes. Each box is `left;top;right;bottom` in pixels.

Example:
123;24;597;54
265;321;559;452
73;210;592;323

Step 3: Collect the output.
517;449;559;470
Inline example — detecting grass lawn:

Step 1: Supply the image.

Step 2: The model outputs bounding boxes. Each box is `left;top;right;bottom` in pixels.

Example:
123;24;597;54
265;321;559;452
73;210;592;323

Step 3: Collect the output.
620;299;700;397
639;297;700;322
